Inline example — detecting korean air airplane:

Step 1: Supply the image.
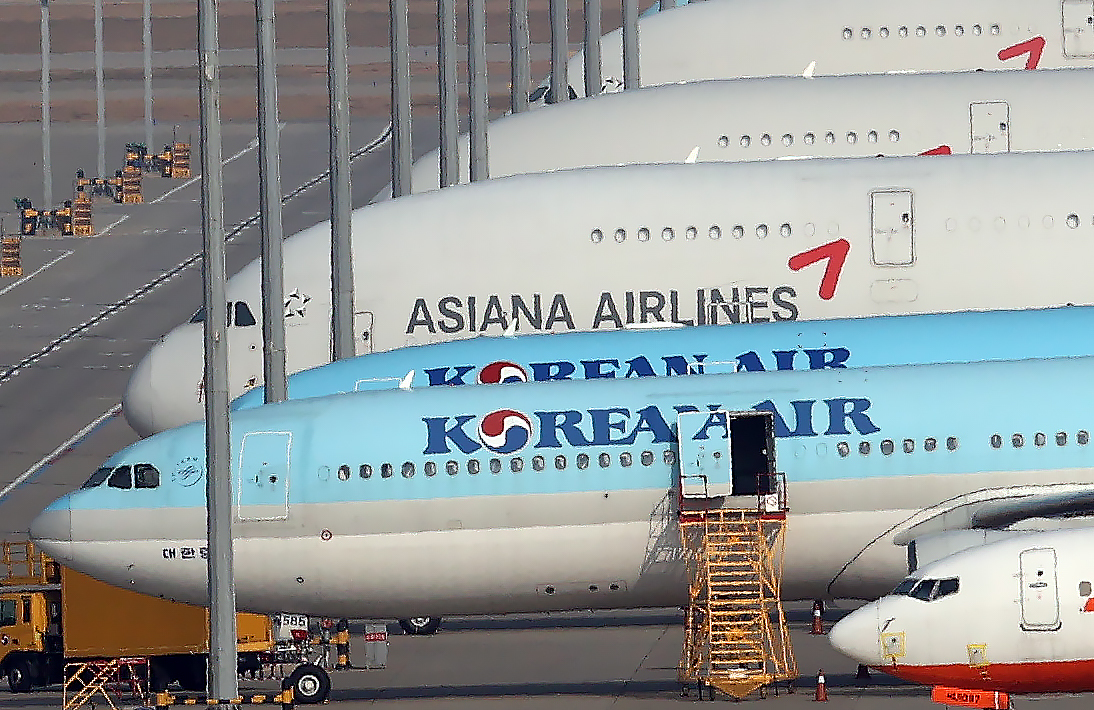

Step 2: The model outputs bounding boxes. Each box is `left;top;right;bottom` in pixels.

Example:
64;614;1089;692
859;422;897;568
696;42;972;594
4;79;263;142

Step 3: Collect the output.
31;353;1094;619
544;0;1094;103
126;151;1094;436
230;306;1094;409
384;68;1094;198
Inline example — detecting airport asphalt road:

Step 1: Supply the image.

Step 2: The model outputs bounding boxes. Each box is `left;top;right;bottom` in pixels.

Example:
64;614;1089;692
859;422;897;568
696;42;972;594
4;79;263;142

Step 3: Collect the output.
0;114;442;538
0;606;1090;708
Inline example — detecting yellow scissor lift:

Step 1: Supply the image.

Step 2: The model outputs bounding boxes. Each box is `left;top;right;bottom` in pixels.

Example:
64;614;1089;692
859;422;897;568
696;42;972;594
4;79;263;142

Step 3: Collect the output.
675;409;797;700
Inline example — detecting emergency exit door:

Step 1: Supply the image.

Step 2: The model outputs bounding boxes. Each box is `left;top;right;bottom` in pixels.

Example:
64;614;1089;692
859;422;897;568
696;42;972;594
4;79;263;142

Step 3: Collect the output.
970;101;1010;154
1019;547;1061;631
1063;0;1094;57
236;431;291;521
870;190;914;266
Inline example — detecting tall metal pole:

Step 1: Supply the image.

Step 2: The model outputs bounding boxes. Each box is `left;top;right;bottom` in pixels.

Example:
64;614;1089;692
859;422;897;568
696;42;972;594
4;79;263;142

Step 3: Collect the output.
549;0;569;103
143;0;153;152
328;0;354;361
622;0;639;89
438;0;458;186
256;0;286;403
197;0;237;700
509;0;530;112
582;0;601;97
40;0;52;208
391;0;412;196
468;0;488;179
95;0;106;178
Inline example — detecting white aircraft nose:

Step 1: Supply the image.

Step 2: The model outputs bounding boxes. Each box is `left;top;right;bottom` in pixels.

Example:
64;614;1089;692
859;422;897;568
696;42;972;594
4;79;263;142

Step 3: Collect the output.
29;496;73;561
124;324;205;436
829;602;882;665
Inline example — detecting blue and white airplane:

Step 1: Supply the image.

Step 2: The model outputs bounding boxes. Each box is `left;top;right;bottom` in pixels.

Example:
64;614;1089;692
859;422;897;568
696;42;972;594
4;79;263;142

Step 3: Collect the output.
231;306;1094;408
30;351;1094;618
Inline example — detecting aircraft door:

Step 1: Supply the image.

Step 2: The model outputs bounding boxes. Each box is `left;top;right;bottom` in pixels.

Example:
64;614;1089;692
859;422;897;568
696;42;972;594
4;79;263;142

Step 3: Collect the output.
354;310;374;355
970;102;1010;154
677;410;731;498
236;431;291;521
1063;0;1094;57
729;411;776;497
1019;547;1061;631
870;190;914;266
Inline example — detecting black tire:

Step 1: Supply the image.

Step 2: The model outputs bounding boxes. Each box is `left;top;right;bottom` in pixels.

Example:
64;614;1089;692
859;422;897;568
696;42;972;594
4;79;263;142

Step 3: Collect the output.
287;663;330;705
7;659;33;693
398;616;442;635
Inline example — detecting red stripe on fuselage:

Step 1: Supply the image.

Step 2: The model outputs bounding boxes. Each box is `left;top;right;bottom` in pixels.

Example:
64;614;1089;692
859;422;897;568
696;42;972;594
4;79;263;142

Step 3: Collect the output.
876;659;1094;694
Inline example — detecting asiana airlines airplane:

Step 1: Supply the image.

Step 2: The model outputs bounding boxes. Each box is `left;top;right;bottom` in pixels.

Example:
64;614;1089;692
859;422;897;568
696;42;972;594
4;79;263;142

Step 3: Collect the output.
545;0;1094;103
31;351;1094;619
126;151;1094;436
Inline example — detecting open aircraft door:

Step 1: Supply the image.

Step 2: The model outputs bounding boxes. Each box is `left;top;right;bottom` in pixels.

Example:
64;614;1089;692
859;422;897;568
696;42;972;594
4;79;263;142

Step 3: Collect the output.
1019;547;1061;631
1063;0;1094;57
970;102;1010;154
677;410;775;499
236;431;291;521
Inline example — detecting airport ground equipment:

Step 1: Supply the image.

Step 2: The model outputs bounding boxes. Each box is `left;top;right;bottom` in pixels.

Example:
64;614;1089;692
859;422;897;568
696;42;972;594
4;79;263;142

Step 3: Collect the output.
13;198;74;237
71;193;93;236
677;471;796;700
74;171;123;203
1;237;21;277
0;542;331;703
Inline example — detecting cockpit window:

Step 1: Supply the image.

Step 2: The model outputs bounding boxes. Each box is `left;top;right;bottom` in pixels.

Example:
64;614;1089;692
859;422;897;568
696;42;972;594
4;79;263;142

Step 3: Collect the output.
107;465;132;489
934;577;960;599
891;578;917;596
81;467;112;489
134;463;160;489
234;301;257;327
909;579;936;601
190;308;206;324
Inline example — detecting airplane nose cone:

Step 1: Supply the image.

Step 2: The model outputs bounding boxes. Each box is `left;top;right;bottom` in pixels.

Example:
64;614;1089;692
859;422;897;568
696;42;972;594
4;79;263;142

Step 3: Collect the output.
124;324;204;437
829;602;882;666
29;497;73;561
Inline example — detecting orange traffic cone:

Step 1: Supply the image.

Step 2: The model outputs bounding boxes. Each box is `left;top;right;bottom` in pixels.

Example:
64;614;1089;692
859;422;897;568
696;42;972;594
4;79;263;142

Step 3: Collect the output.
814;670;828;702
810;600;825;635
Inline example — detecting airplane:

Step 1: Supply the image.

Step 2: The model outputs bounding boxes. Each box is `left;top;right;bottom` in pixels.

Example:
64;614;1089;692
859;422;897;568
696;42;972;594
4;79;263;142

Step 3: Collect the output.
542;0;1094;104
382;68;1094;198
230;305;1094;408
125;150;1094;436
829;527;1094;694
31;352;1094;620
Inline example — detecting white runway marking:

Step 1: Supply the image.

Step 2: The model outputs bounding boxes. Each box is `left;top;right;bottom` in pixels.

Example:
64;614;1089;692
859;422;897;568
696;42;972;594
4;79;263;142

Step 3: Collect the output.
0;250;74;298
94;214;130;237
149;138;262;204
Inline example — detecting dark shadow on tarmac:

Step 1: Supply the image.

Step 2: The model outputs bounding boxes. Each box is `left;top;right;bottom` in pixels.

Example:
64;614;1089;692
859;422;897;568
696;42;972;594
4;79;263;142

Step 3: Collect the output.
352;610;686;635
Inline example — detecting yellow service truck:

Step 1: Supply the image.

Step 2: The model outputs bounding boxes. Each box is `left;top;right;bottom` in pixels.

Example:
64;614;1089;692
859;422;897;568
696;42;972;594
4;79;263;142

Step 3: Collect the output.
0;543;329;703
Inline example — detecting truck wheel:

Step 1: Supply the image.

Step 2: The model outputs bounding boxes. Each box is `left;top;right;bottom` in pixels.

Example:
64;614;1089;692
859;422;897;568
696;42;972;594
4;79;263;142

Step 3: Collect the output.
399;616;442;635
7;659;33;693
287;663;330;704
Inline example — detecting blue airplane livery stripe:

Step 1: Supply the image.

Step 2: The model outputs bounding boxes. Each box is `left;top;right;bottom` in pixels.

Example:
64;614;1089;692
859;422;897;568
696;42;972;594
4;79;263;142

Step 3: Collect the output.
231;306;1094;409
64;353;1094;512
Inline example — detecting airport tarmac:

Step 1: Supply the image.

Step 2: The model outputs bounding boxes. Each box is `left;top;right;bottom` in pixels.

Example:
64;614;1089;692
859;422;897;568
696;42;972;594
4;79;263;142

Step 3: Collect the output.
0;605;1090;708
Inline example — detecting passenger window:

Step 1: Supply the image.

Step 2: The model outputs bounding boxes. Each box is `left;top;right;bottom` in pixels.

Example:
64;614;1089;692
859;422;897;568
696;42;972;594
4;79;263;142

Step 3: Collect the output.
947;437;959;451
663;450;677;466
1057;432;1068;446
532;456;545;472
511;457;524;473
359;464;372;479
467;459;480;475
924;437;937;452
380;463;393;478
1079;430;1090;445
990;434;1002;449
836;442;849;457
858;441;870;455
1011;434;1024;448
424;461;437;477
234;302;257;327
336;465;350;481
0;599;15;627
489;459;502;474
909;579;936;601
1034;432;1046;447
620;452;632;467
401;462;415;478
445;461;458;476
599;453;611;468
81;467;112;489
880;440;894;456
902;439;914;454
934;578;959;599
641;451;654;466
577;453;590;470
555;455;566;470
134;463;160;489
108;465;132;489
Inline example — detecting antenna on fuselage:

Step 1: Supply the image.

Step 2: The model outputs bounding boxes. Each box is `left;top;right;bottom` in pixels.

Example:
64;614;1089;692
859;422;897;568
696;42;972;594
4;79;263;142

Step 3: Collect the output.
802;60;816;78
503;319;518;338
685;146;700;163
399;370;415;390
